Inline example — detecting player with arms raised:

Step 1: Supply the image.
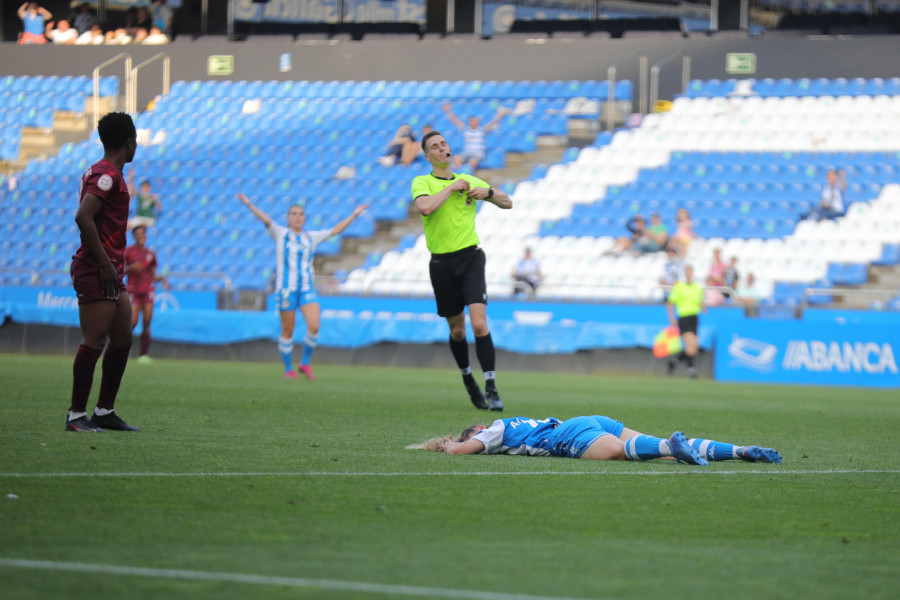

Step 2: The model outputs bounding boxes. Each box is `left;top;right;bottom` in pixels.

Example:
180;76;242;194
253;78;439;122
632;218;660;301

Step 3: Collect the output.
66;112;140;432
237;193;368;379
412;130;512;411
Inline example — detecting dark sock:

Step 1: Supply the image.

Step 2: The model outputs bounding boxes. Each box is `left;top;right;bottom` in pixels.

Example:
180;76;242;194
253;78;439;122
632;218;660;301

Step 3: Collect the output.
475;333;496;373
686;354;695;368
449;335;470;370
70;345;102;414
97;346;130;411
140;329;151;356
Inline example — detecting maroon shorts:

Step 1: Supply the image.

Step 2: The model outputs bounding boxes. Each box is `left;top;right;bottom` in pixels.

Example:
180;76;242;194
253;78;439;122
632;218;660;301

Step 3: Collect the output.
71;258;126;305
129;290;154;306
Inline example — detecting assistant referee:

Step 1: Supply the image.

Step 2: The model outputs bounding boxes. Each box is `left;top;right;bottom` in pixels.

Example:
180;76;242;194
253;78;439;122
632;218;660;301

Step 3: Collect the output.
411;130;513;411
665;264;706;378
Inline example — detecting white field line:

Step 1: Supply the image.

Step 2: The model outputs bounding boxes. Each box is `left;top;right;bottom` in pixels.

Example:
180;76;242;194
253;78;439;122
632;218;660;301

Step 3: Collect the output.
0;469;897;478
0;558;600;600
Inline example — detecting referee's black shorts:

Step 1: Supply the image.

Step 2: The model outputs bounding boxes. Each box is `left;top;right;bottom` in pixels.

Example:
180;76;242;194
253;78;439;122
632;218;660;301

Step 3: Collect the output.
429;245;487;318
677;314;699;336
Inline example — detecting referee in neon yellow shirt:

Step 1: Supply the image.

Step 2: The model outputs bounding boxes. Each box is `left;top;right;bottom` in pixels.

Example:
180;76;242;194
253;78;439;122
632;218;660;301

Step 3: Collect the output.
411;130;513;411
665;264;706;378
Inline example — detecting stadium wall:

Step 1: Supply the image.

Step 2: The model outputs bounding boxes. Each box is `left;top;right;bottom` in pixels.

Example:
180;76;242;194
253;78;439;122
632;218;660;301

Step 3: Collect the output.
2;36;900;110
2;290;898;386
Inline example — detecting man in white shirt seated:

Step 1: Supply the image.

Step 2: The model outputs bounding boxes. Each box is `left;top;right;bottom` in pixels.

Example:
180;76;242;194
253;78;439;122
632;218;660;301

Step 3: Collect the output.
46;19;77;44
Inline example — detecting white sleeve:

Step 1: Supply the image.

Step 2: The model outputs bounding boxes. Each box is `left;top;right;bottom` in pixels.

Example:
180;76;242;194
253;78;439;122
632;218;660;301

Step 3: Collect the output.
267;222;285;240
306;229;333;246
472;420;506;454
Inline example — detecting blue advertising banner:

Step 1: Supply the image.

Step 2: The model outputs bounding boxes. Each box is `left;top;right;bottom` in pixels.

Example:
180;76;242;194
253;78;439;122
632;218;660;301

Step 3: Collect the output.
716;320;899;388
0;285;217;328
233;0;425;24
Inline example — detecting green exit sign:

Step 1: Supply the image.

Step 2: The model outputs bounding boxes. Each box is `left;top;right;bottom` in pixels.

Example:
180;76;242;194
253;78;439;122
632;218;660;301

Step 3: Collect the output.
207;55;234;76
726;53;756;75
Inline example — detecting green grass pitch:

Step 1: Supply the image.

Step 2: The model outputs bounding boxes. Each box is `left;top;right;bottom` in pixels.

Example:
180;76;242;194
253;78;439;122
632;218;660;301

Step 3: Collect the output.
1;353;897;600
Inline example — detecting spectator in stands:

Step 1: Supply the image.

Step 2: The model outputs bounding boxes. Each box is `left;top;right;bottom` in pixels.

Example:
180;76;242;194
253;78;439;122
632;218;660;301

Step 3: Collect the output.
72;2;95;35
667;207;697;257
704;247;729;307
412;130;513;412
442;102;510;171
801;168;846;222
45;18;77;44
735;271;760;308
236;193;369;380
105;28;133;45
705;247;727;288
378;125;416;167
142;26;169;45
512;247;542;296
658;246;683;288
67;112;140;433
151;0;174;36
608;213;666;256
18;2;52;44
76;23;104;44
128;171;162;229
666;264;705;378
124;225;169;364
723;255;740;298
75;23;104;45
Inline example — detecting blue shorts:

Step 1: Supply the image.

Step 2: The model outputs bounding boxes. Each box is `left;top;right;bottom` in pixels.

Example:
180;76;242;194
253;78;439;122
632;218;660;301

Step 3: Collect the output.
277;289;318;312
548;416;625;459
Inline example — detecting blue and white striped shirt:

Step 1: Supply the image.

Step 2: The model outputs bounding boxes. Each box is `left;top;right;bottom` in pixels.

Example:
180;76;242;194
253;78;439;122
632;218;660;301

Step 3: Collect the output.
267;223;332;293
473;417;562;456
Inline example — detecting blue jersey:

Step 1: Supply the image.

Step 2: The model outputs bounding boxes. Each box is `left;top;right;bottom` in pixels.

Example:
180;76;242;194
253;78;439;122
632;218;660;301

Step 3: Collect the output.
267;223;331;293
472;417;562;456
472;415;625;458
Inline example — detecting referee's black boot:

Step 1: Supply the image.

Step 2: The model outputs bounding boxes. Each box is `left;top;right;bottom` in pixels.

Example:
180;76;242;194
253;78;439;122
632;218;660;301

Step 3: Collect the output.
463;373;488;410
485;381;504;412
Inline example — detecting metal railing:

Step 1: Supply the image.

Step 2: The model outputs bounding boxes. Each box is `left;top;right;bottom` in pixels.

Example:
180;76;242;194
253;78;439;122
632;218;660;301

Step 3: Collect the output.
801;287;898;308
649;51;691;112
129;53;170;114
164;271;234;291
606;51;647;130
0;268;39;285
92;53;132;130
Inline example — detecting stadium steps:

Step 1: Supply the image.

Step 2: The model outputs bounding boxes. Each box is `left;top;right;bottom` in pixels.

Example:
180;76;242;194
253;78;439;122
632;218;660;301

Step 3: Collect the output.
316;211;422;278
828;265;900;309
477;135;569;185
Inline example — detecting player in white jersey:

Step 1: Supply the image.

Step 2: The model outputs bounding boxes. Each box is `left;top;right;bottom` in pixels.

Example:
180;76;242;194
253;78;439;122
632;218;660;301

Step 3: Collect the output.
237;193;368;379
413;415;782;465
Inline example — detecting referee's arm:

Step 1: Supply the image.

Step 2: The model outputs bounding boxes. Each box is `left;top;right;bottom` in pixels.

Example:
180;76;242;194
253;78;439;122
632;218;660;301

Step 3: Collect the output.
469;186;513;209
414;178;470;215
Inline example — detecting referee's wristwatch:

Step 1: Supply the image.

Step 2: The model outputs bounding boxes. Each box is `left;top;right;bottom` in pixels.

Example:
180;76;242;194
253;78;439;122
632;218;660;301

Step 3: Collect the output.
487;188;494;199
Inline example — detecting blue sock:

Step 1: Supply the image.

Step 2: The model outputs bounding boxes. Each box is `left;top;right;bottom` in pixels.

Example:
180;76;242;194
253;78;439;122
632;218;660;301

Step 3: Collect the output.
689;438;736;461
624;435;673;461
278;337;293;372
300;333;317;366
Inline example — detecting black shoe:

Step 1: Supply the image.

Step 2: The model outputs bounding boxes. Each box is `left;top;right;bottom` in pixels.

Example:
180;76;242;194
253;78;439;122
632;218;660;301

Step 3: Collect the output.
486;385;504;412
65;415;104;432
463;373;488;410
90;411;140;431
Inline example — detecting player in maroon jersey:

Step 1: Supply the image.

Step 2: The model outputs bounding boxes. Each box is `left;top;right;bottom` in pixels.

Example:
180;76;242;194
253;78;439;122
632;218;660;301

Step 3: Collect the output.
67;112;140;432
124;225;169;363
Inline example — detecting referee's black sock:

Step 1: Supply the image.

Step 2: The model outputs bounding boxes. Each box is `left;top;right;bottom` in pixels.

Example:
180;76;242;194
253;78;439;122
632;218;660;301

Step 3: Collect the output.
448;335;471;371
685;354;695;368
475;333;496;376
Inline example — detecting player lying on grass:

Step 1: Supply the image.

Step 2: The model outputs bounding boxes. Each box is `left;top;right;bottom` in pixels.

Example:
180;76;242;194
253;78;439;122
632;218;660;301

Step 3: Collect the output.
413;415;782;466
